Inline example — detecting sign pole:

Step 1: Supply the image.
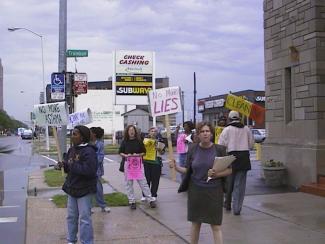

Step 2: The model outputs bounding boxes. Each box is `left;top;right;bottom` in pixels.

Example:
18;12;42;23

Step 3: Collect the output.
165;114;176;181
53;127;64;176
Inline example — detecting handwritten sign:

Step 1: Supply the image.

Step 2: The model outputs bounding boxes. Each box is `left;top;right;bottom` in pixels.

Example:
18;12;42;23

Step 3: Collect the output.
68;108;92;129
33;102;69;126
148;86;182;117
126;156;144;180
225;94;252;117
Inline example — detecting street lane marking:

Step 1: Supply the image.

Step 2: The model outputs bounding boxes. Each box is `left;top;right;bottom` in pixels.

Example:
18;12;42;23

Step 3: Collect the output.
0;205;19;209
0;217;18;223
104;157;115;163
41;155;58;164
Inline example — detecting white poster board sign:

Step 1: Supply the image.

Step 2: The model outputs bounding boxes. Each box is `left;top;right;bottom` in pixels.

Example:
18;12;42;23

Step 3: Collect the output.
68;108;93;129
148;86;182;117
33;102;69;126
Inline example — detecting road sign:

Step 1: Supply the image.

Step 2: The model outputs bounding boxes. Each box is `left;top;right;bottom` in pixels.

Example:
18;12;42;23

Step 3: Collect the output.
66;49;88;57
51;73;65;100
73;73;88;95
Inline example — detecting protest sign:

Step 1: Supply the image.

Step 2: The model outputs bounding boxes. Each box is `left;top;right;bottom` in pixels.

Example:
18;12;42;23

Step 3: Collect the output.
33;102;69;126
68;108;92;129
126;156;144;180
148;86;182;117
225;93;265;124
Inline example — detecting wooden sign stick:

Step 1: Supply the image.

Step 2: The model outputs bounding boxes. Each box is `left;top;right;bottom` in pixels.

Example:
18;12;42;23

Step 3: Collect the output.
52;127;64;176
165;114;176;181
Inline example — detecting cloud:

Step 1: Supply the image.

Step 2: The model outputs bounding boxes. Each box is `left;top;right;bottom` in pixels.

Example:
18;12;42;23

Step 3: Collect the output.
0;0;264;122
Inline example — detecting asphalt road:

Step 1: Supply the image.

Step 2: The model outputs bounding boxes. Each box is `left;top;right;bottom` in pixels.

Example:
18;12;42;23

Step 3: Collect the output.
0;136;54;244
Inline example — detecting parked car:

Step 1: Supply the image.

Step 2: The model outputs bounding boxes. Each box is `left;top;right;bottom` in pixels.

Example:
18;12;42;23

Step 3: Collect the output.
251;129;265;143
21;129;33;140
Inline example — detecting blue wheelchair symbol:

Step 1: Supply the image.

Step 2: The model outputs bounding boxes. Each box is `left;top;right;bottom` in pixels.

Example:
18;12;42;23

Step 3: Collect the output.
53;74;64;85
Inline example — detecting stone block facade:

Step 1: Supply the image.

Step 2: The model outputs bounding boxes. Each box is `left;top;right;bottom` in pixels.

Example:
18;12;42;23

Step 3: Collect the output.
263;0;325;187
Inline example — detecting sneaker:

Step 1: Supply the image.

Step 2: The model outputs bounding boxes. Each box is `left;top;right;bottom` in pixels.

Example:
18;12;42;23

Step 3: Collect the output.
234;212;241;216
130;202;136;210
149;201;156;208
101;207;111;213
152;197;157;201
140;197;146;202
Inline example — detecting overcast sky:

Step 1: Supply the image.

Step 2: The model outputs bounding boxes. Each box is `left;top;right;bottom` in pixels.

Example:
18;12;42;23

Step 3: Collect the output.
0;0;264;123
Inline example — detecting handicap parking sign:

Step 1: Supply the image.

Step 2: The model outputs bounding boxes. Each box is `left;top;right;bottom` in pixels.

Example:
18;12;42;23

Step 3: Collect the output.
51;73;65;100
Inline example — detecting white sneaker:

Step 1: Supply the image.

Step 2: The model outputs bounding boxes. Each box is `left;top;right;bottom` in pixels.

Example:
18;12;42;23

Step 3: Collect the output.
141;197;146;202
152;197;157;201
101;207;111;213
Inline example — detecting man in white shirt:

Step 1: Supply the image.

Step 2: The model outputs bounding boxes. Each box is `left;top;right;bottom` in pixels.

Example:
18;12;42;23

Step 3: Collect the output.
218;111;254;215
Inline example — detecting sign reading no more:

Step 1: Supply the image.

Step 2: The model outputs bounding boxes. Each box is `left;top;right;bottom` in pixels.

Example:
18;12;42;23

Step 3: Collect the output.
148;86;182;117
33;102;69;126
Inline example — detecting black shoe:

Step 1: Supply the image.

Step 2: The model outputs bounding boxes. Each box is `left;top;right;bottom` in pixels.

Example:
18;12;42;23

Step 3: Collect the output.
149;201;156;208
130;203;136;210
234;212;241;216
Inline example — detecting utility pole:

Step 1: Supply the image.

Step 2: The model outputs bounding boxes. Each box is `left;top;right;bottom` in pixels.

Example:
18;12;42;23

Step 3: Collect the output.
57;0;67;155
193;72;197;126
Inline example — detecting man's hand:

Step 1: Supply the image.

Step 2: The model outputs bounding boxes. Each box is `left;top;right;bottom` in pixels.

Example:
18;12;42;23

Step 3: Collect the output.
54;161;64;170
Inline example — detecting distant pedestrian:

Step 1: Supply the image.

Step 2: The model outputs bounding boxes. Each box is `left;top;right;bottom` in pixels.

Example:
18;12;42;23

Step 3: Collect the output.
118;125;156;210
142;127;165;202
175;121;195;179
55;125;97;244
90;127;110;213
218;111;254;215
214;116;226;144
170;122;232;244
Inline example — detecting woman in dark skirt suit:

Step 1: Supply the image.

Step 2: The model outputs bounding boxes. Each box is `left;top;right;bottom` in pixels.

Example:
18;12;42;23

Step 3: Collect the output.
170;122;232;244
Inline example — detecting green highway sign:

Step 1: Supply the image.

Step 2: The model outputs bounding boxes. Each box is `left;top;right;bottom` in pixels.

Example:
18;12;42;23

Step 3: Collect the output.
66;49;88;57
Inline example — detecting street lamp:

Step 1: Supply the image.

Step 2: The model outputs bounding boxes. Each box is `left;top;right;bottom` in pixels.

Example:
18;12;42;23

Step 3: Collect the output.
8;27;50;150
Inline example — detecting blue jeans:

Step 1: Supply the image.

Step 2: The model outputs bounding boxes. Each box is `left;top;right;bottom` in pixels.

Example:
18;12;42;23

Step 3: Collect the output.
225;171;247;214
67;194;94;244
95;178;107;208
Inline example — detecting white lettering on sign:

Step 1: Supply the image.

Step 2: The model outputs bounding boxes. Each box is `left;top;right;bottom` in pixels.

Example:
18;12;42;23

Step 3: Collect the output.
255;96;265;102
149;87;182;117
204;99;225;109
33;102;69;126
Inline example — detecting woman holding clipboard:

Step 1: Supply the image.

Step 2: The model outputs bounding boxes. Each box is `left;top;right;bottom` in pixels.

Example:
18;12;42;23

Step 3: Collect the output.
170;122;232;244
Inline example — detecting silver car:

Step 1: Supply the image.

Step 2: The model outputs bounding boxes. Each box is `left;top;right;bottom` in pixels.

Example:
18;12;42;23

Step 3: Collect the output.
251;129;265;143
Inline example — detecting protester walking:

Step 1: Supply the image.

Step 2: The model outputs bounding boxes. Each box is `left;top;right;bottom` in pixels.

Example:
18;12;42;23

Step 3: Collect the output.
142;127;165;201
90;127;110;213
170;122;232;244
218;111;254;215
55;125;97;244
175;121;195;179
118;125;156;210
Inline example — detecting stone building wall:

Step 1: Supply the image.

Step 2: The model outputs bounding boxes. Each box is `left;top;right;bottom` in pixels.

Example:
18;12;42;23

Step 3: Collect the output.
263;0;325;187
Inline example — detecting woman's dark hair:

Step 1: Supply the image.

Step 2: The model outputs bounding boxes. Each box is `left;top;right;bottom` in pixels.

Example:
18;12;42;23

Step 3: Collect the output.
75;125;91;143
183;121;195;132
123;125;141;141
196;121;214;135
90;127;104;139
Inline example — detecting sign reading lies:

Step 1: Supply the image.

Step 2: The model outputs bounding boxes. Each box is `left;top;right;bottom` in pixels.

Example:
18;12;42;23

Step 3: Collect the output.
148;86;182;117
33;102;69;126
68;108;93;129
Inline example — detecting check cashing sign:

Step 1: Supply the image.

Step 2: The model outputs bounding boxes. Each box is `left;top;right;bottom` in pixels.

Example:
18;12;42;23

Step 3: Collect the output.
113;50;154;105
33;102;69;126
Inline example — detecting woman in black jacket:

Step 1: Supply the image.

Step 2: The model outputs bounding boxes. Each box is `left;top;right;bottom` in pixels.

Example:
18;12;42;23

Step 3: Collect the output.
56;125;97;244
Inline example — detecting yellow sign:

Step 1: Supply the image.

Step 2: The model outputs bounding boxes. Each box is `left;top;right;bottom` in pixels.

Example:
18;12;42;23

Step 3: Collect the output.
225;94;252;117
143;138;156;161
214;126;224;144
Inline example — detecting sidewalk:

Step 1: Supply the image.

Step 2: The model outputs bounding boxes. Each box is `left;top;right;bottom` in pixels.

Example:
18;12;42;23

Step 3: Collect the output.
27;159;325;244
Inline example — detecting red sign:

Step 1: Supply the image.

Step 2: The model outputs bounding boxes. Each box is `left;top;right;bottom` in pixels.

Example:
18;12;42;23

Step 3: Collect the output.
73;73;88;95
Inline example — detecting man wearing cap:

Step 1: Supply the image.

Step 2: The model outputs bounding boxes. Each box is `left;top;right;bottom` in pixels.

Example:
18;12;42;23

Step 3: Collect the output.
218;111;254;215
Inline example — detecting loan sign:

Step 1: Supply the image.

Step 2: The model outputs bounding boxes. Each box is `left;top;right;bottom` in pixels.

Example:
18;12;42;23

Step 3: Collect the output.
68;108;93;129
33;102;69;126
148;86;182;117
